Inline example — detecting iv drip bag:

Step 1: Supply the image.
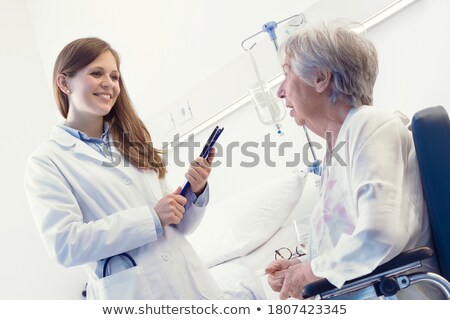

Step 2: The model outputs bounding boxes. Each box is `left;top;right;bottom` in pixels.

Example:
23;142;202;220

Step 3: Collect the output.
248;82;285;126
246;46;285;134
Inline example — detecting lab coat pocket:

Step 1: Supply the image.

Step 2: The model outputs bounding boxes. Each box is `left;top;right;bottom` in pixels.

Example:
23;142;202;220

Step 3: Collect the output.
87;265;152;300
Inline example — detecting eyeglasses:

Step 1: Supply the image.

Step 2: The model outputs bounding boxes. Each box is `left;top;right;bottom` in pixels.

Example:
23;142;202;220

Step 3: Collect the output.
274;246;306;260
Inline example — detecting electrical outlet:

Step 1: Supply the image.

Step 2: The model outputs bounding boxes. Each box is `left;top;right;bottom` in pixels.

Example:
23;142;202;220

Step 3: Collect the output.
170;101;193;127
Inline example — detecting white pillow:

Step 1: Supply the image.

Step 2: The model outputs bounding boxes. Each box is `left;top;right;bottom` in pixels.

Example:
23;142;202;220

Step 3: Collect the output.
187;170;308;268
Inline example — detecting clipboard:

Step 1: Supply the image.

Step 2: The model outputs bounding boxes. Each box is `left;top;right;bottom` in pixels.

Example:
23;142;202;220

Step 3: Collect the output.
180;126;224;196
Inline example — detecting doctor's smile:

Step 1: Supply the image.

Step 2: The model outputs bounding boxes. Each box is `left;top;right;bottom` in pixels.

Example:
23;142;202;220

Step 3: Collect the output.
94;93;113;102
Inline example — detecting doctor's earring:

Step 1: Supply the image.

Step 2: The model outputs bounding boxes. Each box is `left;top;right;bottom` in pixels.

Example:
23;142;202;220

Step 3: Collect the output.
65;89;71;95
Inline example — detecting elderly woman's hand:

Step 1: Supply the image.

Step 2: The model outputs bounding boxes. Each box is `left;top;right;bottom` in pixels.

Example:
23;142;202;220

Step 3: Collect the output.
185;147;215;196
278;262;322;300
265;259;301;293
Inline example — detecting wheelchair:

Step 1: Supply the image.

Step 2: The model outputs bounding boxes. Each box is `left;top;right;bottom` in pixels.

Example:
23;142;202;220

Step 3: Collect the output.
302;105;450;300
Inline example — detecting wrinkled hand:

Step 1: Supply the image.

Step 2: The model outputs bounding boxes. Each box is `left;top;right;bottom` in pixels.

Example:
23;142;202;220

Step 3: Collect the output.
154;186;187;227
278;262;322;300
186;147;215;195
265;259;301;293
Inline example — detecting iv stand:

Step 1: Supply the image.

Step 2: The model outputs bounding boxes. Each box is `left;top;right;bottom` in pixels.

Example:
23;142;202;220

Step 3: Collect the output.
242;14;321;174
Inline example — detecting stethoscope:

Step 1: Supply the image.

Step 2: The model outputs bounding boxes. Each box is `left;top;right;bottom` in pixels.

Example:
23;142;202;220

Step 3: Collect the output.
102;253;137;278
81;252;137;297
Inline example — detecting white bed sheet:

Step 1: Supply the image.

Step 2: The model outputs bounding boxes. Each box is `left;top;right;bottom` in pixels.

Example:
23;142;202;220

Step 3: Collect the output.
208;262;266;299
193;171;318;300
217;224;301;299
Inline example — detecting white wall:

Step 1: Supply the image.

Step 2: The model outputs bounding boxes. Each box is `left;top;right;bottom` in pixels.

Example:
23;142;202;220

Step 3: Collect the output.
369;0;450;117
24;0;319;119
2;0;449;300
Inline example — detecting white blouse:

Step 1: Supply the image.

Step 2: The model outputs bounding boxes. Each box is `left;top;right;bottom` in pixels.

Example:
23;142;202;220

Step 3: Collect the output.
308;106;440;298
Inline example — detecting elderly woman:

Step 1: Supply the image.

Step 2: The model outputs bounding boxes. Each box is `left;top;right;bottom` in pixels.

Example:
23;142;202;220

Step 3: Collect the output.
265;21;441;299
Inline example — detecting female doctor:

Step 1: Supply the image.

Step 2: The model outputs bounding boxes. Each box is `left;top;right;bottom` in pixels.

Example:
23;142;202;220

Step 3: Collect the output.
24;37;223;300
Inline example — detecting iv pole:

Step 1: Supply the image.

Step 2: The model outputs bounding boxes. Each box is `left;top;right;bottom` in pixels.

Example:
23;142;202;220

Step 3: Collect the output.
242;13;321;174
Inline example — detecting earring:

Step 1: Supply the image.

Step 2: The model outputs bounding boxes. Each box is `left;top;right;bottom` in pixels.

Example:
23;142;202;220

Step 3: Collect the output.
66;90;71;94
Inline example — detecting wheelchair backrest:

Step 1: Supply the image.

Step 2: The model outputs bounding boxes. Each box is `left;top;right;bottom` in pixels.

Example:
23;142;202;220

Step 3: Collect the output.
412;105;450;281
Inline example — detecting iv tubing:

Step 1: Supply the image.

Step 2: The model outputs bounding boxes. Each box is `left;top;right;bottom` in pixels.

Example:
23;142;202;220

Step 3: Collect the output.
303;126;317;162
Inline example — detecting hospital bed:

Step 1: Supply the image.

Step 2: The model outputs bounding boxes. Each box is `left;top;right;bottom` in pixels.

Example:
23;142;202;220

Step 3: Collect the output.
187;169;315;299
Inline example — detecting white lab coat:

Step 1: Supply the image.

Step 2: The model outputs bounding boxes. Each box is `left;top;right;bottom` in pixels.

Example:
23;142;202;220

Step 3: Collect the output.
308;106;442;299
24;126;223;299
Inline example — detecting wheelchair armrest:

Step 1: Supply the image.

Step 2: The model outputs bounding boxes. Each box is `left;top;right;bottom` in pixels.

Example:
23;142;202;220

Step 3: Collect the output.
302;246;434;299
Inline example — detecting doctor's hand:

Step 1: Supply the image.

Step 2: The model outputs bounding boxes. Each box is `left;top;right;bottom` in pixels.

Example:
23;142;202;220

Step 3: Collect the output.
265;259;301;293
278;262;322;300
154;186;187;227
186;147;215;196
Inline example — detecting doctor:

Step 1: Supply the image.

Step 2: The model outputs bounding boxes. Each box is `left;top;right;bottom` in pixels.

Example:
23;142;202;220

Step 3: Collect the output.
24;37;223;299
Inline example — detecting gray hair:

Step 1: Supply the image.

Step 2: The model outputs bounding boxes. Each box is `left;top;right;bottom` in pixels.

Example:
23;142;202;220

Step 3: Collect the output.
285;20;378;106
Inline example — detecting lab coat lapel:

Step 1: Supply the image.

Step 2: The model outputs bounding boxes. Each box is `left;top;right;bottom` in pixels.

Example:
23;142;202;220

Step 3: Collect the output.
50;126;163;199
105;141;162;199
50;126;114;164
73;141;113;164
143;170;163;199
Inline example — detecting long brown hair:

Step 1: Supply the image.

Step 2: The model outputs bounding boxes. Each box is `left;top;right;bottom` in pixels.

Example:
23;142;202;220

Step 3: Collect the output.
53;37;166;177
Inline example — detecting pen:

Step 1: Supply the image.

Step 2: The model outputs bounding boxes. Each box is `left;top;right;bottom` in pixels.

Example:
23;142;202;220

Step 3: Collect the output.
180;126;224;196
202;127;224;158
200;126;219;158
